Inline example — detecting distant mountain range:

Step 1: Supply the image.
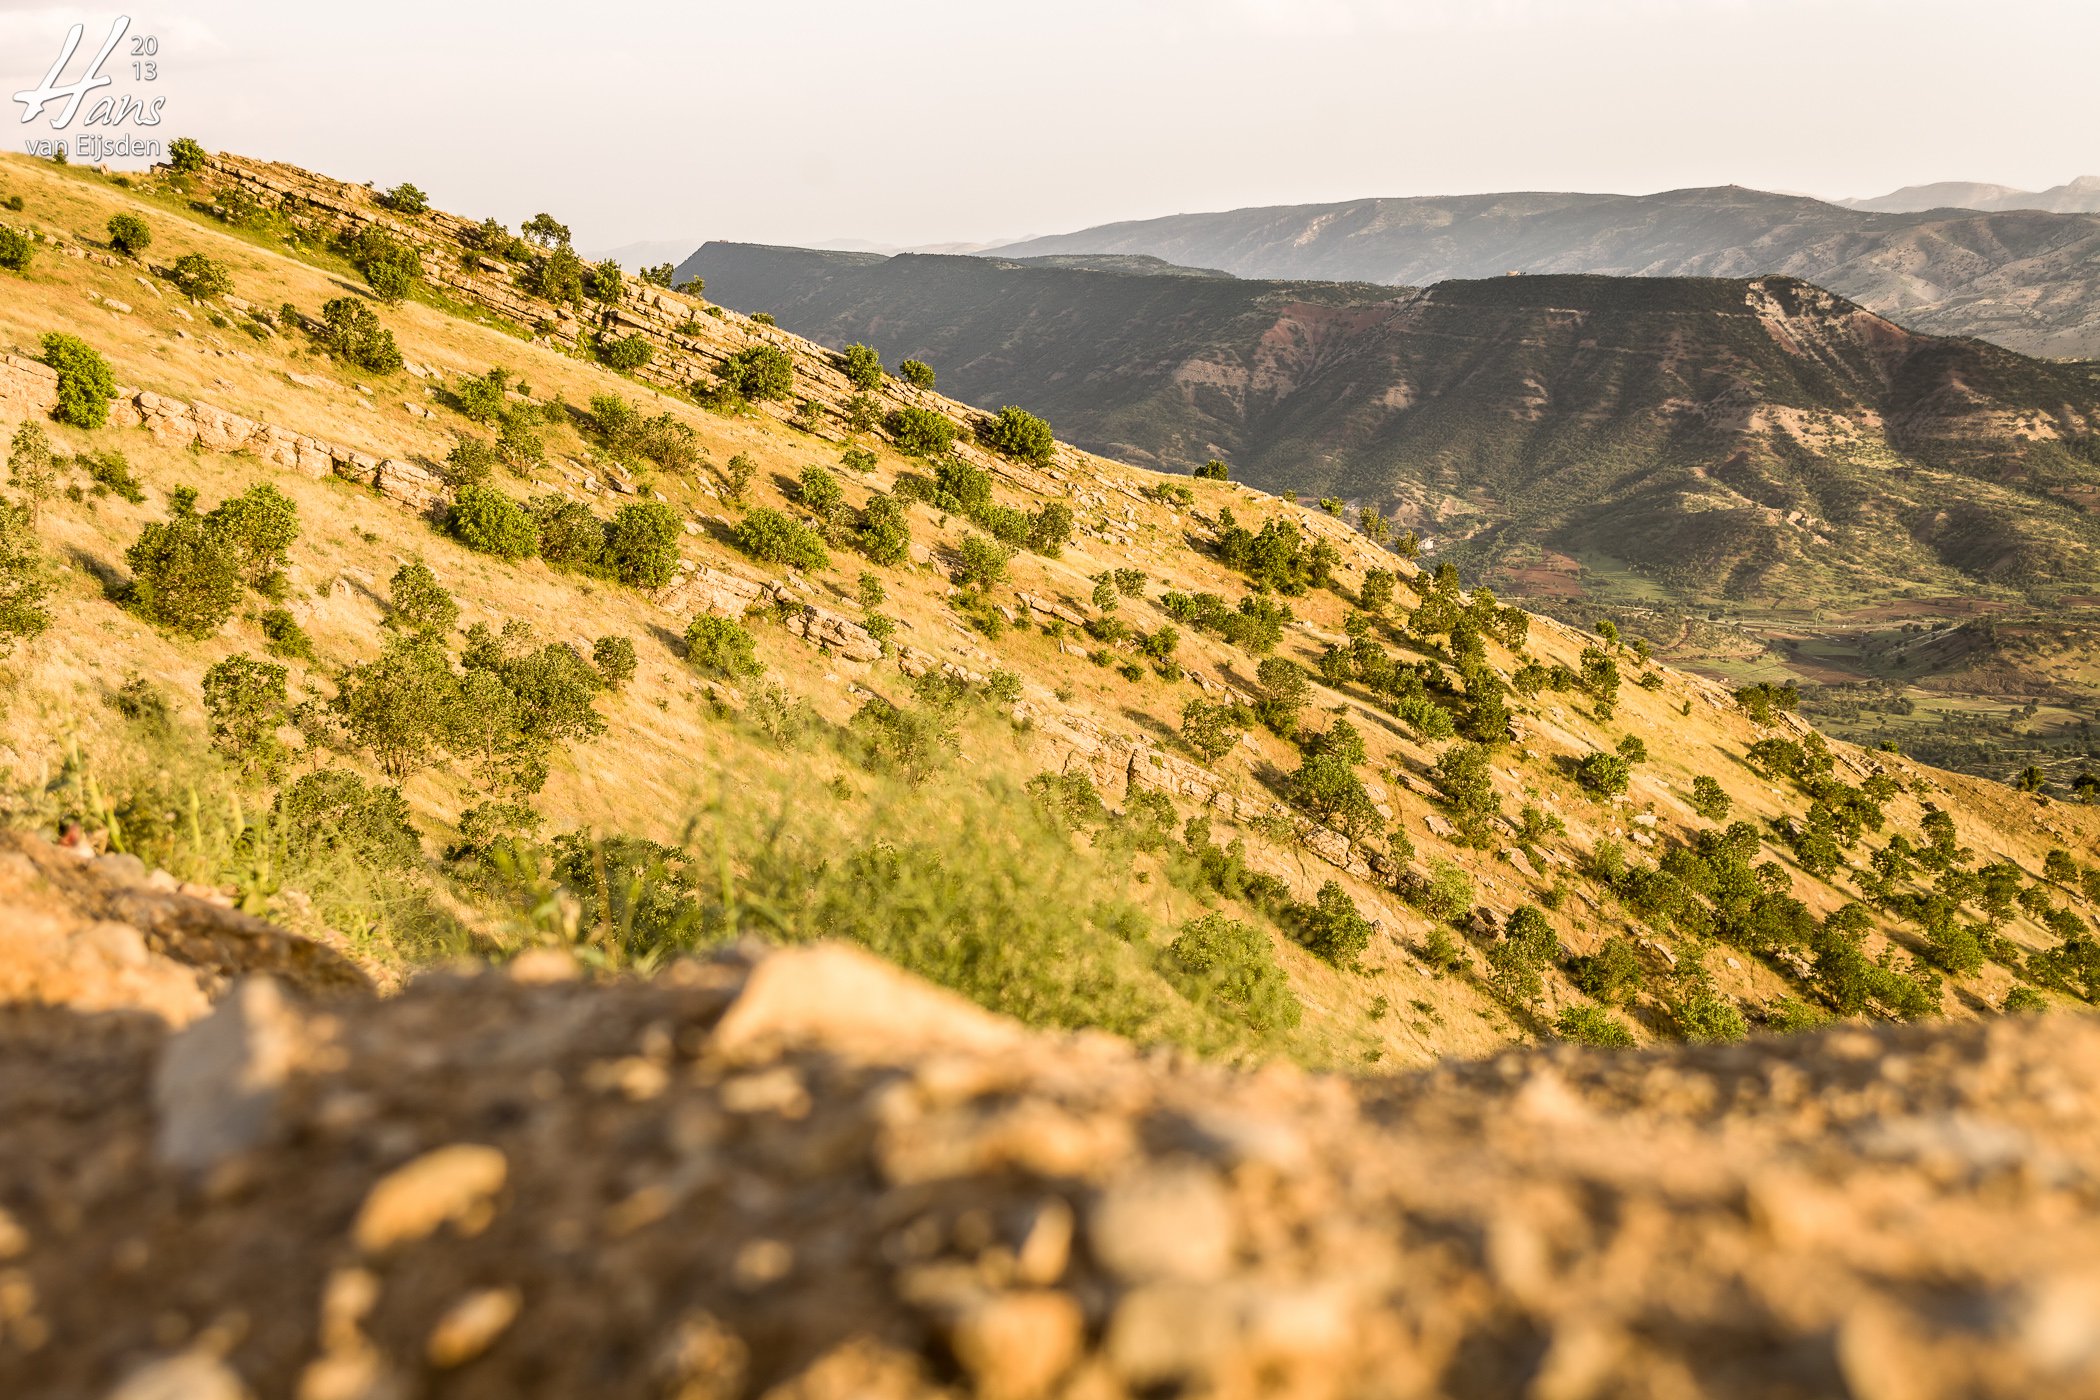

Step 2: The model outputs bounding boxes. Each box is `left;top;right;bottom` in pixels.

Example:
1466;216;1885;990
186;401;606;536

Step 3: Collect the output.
970;187;2100;359
1839;176;2100;214
687;244;2100;612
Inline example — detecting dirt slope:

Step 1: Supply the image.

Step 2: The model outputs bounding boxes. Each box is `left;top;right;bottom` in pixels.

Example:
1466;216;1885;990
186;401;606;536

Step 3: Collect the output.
3;916;2097;1400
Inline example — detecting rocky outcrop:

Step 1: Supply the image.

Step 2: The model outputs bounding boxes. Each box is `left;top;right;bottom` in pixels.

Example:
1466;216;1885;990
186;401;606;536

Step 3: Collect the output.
6;938;2100;1399
0;830;372;1024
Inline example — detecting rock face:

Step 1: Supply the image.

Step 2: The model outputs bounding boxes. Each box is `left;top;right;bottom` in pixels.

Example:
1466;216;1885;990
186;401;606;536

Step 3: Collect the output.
0;831;372;1020
4;935;2100;1399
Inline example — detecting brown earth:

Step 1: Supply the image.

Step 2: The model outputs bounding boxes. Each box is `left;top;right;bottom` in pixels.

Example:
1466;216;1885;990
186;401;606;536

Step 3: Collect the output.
3;854;2098;1400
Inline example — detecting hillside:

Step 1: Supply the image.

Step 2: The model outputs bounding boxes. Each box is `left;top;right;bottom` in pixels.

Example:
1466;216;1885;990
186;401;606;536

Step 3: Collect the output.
1842;175;2100;214
2;143;2099;1089
689;245;2100;600
964;187;2100;359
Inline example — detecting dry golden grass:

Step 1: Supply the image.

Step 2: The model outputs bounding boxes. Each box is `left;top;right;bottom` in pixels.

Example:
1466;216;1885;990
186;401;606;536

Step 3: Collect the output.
3;150;2096;1067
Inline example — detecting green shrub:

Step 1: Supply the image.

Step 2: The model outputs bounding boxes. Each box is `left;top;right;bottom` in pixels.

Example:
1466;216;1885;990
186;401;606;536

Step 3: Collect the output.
585;258;625;302
317;297;402;373
1165;914;1302;1031
897;358;935;390
1294;880;1373;967
1417;858;1475;922
105;213;151;257
124;497;242;637
1689;775;1731;821
40;332;116;429
203;483;299;591
885;406;957;456
1568;935;1642;1004
603;502;682;587
201;653;289;778
168;137;207;173
528;497;606;570
978;405;1056;464
601;334;653;372
0;226;31;272
1556;1005;1636;1048
0;500;51;658
78;448;143;502
7;423;55;523
734;507;829;570
2003;986;2048;1014
441;436;498;488
452;367;510;423
1576;751;1632;797
386;558;458;635
168;252;233;300
275;768;422;870
378;182;428;215
1194;459;1229;481
855;492;912;566
1179;697;1247;763
715;345;793;400
350;227;422;302
593;635;637;689
684;614;761;678
449;484;538;559
838;343;883;389
258;607;315;663
953;532;1012;591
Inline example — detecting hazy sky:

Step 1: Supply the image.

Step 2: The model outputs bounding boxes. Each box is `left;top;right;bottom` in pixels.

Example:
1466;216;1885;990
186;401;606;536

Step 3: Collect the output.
6;0;2096;254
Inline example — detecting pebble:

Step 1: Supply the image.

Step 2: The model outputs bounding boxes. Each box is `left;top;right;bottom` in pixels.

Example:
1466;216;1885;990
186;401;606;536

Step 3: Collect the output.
426;1286;522;1367
1087;1163;1235;1283
352;1144;508;1252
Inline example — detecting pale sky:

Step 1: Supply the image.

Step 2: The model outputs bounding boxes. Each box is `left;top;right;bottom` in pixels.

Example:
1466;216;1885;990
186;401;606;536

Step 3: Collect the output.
6;0;2096;253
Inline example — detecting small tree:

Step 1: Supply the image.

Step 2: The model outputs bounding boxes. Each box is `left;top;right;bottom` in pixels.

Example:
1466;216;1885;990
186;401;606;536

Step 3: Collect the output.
603;502;682;587
0;226;32;273
684;614;761;678
1556;1005;1635;1048
1165;913;1301;1031
716;345;793;401
378;182;428;215
387;558;458;636
1194;459;1229;481
521;213;571;249
41;332;116;429
125;497;242;637
897;358;936;390
953;533;1012;591
449;484;538;559
838;343;884;390
639;263;675;288
351;229;422;302
442;436;498;488
592;635;637;689
585;259;625;303
1689;774;1732;821
885;406;956;457
6;423;56;525
317;297;403;373
978;406;1056;465
1296;881;1373;968
168;252;233;300
1432;740;1501;841
733;508;828;571
167;137;208;174
202;653;289;778
0;500;51;659
717;452;757;505
1576;751;1631;798
105;213;152;258
203;483;299;592
1180;697;1245;763
600;334;653;372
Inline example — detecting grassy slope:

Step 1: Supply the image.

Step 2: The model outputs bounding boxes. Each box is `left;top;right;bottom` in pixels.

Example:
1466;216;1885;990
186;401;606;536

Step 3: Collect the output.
2;151;2095;1069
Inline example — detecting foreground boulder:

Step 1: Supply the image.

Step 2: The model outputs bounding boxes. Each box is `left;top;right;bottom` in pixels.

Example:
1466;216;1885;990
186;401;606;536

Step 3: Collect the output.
1;940;2098;1399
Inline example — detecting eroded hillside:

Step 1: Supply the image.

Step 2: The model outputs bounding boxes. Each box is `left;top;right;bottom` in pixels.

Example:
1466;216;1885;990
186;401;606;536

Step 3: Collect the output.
1;146;2098;1079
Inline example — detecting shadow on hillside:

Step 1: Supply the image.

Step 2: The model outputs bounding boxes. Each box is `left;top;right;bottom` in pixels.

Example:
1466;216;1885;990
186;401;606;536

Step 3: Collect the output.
64;544;127;601
1117;706;1177;748
646;622;688;659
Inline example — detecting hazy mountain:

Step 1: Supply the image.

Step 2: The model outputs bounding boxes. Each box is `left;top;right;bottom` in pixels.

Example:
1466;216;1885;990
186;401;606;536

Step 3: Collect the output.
1841;176;2100;214
978;188;2100;358
688;243;2100;611
585;238;698;272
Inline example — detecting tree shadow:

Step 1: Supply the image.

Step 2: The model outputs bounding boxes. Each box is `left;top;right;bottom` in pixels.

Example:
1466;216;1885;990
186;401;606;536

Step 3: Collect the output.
64;544;127;601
